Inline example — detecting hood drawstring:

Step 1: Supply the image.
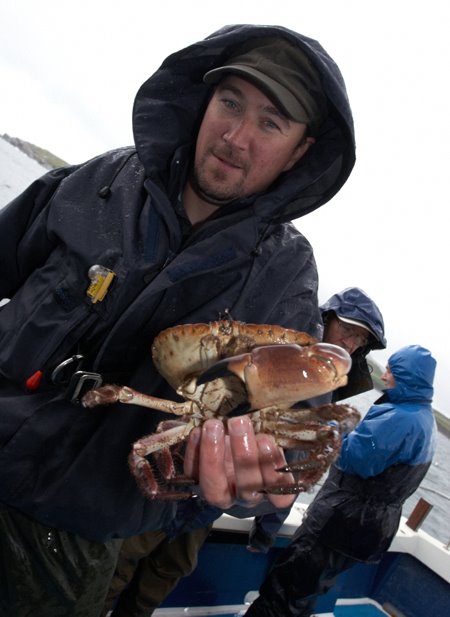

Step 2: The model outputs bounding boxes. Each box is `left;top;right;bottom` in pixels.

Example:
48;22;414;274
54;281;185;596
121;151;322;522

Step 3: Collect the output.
97;150;138;199
251;220;272;257
227;220;272;315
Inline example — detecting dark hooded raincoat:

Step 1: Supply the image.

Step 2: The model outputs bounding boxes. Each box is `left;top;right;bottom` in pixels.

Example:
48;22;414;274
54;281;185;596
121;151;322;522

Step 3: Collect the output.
0;25;355;542
321;286;387;401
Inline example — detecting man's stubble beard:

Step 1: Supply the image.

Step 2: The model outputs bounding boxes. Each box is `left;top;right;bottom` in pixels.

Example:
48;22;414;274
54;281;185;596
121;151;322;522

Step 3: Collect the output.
190;150;246;206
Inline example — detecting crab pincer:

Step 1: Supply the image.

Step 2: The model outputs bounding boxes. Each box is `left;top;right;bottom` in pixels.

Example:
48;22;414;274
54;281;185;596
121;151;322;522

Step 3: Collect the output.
197;342;352;410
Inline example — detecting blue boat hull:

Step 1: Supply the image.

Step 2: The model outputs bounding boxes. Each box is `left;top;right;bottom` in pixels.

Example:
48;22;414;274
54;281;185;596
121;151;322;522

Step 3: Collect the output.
161;530;450;617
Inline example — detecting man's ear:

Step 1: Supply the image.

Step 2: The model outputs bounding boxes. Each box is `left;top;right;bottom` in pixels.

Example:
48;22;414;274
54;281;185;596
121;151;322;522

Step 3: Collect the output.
283;136;316;172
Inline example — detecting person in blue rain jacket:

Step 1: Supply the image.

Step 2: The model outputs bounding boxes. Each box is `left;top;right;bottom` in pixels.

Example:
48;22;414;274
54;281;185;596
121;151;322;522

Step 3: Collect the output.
245;344;437;617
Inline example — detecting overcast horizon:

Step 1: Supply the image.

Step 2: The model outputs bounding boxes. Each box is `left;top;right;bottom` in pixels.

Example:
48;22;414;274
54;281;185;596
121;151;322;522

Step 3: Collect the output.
1;0;449;414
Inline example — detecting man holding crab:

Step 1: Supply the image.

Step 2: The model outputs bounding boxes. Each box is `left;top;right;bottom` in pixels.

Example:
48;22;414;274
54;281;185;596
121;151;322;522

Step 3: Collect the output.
0;24;355;616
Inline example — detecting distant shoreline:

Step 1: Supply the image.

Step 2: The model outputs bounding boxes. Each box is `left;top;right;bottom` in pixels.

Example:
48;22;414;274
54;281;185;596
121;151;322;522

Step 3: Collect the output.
435;410;450;438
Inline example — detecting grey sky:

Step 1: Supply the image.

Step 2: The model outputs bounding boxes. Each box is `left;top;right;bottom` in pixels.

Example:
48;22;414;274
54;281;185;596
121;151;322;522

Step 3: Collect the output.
1;0;449;413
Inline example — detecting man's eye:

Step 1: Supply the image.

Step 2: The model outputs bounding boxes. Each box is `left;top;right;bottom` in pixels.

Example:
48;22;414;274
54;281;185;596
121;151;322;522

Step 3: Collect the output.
263;119;281;131
222;98;238;111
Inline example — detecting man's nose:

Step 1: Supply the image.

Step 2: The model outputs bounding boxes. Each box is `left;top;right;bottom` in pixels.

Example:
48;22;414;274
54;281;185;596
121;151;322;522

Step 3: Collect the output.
340;338;357;355
223;119;252;148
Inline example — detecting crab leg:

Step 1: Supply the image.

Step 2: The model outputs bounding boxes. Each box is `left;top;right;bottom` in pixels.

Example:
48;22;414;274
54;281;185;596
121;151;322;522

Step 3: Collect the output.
262;447;338;495
254;418;336;443
133;422;194;456
83;384;194;416
129;421;196;500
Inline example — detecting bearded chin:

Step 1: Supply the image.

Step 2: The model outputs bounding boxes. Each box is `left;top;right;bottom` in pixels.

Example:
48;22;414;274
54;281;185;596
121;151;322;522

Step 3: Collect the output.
190;168;239;207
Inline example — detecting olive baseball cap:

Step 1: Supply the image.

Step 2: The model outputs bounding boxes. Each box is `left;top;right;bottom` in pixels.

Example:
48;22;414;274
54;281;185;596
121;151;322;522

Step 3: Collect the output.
203;37;327;134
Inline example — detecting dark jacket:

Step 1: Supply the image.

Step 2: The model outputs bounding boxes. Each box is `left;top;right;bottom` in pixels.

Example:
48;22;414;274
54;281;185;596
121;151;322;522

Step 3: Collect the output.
0;25;355;541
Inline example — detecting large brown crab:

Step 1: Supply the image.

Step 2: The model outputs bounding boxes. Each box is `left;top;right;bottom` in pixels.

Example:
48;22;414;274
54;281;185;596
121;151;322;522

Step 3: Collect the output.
83;320;360;499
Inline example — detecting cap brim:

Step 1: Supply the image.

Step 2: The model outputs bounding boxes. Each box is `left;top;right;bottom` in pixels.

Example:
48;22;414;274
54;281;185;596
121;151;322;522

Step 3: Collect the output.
338;316;376;338
203;65;306;122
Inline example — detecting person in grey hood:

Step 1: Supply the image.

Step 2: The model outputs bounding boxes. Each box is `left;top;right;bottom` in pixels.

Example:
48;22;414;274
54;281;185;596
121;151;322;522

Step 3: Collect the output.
244;344;437;617
0;24;355;616
320;286;386;401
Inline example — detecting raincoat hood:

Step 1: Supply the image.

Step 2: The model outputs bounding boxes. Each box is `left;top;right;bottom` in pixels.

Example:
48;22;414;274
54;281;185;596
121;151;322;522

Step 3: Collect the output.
320;287;386;350
132;24;355;224
385;344;436;403
320;287;386;400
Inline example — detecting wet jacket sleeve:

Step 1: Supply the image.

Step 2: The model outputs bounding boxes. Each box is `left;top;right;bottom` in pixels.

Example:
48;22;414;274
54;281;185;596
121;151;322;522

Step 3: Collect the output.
0;166;76;299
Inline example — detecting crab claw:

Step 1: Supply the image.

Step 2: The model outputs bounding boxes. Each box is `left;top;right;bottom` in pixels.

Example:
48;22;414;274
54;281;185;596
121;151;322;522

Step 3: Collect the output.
197;342;351;411
196;358;238;385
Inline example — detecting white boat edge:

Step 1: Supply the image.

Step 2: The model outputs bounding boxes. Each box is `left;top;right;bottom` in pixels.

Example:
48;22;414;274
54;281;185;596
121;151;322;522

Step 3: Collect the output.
214;500;450;585
151;501;450;616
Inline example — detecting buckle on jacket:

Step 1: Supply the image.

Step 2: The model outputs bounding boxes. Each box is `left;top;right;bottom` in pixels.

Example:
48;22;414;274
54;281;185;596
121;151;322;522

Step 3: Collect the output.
66;371;103;403
51;354;85;384
51;355;103;402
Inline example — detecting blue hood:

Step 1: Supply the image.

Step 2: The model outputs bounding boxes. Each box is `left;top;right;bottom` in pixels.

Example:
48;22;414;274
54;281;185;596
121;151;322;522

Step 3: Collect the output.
385;344;436;403
320;287;386;350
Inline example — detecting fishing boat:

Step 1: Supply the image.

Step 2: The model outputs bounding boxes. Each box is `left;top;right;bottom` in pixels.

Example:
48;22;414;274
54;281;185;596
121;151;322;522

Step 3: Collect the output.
152;382;450;617
153;493;450;617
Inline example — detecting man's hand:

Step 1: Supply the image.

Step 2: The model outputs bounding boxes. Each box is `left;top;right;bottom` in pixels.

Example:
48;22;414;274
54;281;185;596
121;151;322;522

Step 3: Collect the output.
184;416;297;510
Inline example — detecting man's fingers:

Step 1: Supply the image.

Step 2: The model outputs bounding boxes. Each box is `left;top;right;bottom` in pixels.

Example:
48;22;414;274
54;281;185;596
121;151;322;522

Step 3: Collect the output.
188;416;297;511
184;427;201;479
198;419;234;509
228;416;264;506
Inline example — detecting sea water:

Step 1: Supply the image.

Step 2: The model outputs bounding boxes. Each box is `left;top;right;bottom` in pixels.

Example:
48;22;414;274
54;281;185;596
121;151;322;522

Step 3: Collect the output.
402;427;450;545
